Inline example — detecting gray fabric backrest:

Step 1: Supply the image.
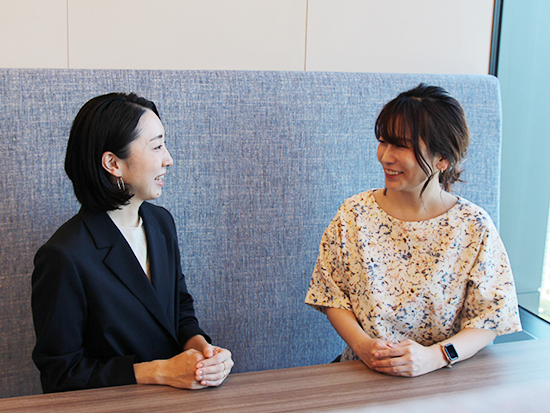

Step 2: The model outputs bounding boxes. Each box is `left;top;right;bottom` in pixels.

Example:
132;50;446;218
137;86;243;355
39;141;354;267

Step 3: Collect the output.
0;69;502;398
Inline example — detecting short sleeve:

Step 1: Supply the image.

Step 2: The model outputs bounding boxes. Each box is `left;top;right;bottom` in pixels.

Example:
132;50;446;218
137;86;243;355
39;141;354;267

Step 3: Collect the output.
460;220;522;335
305;211;354;313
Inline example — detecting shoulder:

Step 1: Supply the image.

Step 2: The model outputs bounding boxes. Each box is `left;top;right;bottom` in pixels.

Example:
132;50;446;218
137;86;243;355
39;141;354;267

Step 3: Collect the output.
42;212;89;250
33;211;98;272
333;190;382;225
326;190;381;233
452;197;497;231
339;189;376;212
38;207;127;258
447;198;505;251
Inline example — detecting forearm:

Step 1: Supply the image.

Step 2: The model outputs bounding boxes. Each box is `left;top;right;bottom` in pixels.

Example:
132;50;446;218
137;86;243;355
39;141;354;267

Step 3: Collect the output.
133;334;209;385
325;307;374;352
133;349;206;389
134;359;163;385
436;328;497;365
33;349;137;392
413;328;497;373
33;246;137;392
326;306;496;376
371;328;497;377
133;358;186;387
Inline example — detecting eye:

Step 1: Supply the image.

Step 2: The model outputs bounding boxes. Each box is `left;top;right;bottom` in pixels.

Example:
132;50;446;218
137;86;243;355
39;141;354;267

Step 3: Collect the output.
153;138;166;150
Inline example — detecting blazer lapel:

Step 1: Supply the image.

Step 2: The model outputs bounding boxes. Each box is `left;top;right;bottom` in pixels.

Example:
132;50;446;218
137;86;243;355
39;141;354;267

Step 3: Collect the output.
79;207;178;341
140;205;176;331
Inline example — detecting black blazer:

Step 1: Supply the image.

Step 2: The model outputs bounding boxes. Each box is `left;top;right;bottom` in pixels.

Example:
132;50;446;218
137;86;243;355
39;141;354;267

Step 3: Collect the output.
31;203;209;393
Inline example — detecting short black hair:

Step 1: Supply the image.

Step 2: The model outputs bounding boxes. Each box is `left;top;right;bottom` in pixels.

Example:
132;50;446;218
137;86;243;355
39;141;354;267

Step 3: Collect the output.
65;92;160;211
375;83;469;193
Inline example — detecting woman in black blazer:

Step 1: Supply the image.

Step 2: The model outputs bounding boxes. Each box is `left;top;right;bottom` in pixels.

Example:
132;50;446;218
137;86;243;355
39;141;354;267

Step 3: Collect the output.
32;93;233;393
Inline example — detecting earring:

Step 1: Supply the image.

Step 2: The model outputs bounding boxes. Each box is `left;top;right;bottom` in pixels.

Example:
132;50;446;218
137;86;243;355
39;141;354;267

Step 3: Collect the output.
117;177;125;191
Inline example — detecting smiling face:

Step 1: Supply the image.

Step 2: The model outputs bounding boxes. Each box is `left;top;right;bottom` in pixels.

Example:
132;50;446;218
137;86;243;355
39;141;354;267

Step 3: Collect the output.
118;109;173;205
377;137;440;196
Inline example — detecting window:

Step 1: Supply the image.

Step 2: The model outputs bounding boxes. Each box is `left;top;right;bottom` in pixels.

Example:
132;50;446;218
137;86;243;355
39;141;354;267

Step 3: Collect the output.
495;0;550;320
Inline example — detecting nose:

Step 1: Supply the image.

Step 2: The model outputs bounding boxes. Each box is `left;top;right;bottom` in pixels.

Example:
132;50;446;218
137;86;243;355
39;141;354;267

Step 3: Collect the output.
164;147;174;167
378;143;395;164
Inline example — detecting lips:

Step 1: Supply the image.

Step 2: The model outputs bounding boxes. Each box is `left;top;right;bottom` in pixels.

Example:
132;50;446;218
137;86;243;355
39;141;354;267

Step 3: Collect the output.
154;174;166;185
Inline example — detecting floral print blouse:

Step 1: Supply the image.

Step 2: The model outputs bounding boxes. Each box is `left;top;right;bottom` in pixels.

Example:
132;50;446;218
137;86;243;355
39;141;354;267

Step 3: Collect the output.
305;190;521;361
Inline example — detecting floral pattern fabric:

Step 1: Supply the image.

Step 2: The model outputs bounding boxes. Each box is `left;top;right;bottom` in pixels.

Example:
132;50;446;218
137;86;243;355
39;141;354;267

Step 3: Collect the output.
305;190;521;361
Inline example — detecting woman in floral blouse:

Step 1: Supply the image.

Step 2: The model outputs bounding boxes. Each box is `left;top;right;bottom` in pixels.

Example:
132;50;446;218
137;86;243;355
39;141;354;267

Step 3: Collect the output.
305;84;521;377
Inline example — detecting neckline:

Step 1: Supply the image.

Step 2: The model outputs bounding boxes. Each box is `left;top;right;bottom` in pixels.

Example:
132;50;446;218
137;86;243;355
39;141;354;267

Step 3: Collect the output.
369;189;460;224
120;215;143;230
108;213;143;230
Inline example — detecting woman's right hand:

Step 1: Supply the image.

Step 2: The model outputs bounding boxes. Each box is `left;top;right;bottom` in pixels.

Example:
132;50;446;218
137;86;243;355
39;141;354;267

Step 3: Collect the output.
134;349;207;389
353;336;395;370
325;307;396;369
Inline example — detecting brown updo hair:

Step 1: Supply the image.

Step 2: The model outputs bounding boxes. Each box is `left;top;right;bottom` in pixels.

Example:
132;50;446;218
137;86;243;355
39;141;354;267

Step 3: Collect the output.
375;83;470;193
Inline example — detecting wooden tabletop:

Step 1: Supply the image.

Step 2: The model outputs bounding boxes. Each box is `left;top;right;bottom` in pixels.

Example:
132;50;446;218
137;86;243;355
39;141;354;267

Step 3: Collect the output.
2;339;550;412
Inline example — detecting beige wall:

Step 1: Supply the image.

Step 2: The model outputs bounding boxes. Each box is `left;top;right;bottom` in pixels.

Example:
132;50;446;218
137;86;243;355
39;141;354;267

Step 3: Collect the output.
1;0;494;74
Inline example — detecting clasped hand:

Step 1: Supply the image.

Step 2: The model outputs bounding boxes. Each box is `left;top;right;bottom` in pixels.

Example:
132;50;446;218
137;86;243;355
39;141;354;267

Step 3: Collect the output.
357;338;440;377
194;345;234;388
135;342;234;390
163;345;233;389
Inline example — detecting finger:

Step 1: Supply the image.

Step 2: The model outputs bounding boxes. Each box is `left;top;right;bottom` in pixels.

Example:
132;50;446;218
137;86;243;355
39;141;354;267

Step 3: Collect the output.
196;349;232;368
371;356;414;377
198;356;227;374
393;339;414;348
374;345;409;359
198;377;226;387
372;340;394;350
374;365;413;377
196;368;226;382
372;354;408;367
201;343;215;358
196;363;223;377
196;363;231;386
197;357;233;378
189;381;208;390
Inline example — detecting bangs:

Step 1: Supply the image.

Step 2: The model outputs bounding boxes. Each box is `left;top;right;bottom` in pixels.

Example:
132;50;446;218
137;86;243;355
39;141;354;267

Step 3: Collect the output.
375;106;421;149
375;114;411;147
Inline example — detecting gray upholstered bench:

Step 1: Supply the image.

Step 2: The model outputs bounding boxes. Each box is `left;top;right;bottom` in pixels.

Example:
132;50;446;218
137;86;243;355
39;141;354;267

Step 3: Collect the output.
0;69;502;397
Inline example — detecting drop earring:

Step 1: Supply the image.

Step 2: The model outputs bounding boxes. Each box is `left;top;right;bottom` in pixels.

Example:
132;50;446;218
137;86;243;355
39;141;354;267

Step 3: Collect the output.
117;177;125;191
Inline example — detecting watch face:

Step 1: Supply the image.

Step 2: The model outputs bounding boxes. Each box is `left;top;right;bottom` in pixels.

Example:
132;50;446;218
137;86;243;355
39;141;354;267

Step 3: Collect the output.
445;344;459;360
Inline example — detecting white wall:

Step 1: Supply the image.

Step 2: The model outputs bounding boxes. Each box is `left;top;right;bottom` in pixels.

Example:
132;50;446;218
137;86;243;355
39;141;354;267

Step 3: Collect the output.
0;0;495;74
0;0;67;68
306;0;494;74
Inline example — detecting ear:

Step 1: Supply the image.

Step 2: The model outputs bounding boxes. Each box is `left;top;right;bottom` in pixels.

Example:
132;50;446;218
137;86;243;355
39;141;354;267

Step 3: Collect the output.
101;151;123;178
435;156;450;173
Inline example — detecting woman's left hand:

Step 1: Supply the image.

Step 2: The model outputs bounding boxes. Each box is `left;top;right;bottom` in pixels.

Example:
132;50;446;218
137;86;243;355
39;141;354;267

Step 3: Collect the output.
369;339;443;377
184;335;234;386
194;345;234;386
